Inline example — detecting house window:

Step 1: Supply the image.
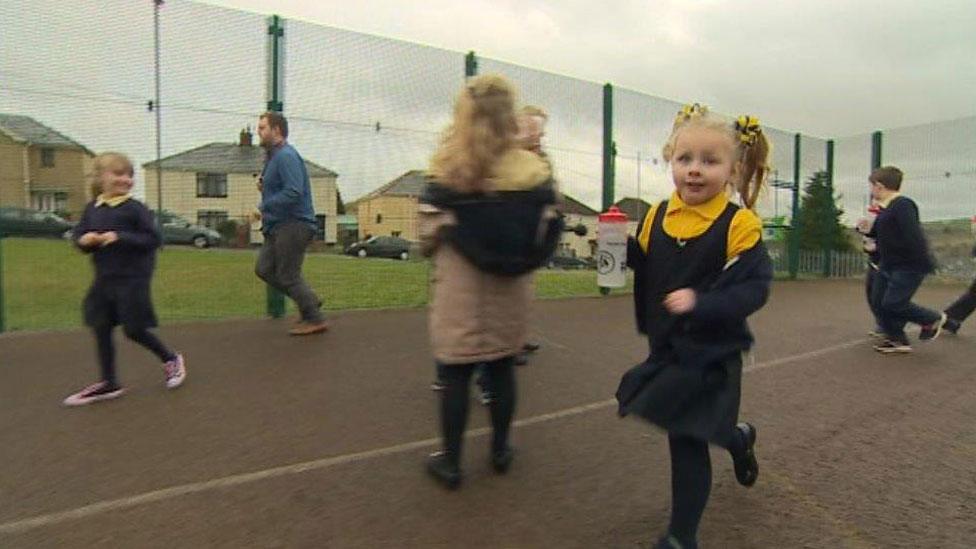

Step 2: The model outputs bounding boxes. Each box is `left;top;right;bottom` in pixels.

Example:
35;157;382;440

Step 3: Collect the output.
41;148;55;168
195;173;228;198
30;191;68;213
55;192;68;212
376;213;383;224
196;210;228;229
391;231;401;237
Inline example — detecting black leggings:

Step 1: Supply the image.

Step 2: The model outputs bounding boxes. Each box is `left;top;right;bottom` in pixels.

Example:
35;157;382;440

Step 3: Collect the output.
438;357;516;466
95;325;176;386
945;276;976;324
667;430;748;547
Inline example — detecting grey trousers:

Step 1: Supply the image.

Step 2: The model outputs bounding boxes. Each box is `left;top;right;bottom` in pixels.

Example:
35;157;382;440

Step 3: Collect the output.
255;221;324;322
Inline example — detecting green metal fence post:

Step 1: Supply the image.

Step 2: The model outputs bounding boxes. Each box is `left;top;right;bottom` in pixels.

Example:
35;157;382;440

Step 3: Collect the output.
871;130;883;170
598;84;616;296
265;14;286;318
267;15;284;113
0;234;5;333
465;51;478;79
824;139;835;277
789;133;802;279
602;83;615;212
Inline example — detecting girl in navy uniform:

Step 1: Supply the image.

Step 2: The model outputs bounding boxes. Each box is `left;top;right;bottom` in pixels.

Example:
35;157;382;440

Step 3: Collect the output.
616;105;773;549
63;153;186;406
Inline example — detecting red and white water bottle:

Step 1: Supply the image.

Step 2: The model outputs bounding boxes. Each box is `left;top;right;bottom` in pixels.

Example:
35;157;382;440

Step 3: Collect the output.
597;206;629;288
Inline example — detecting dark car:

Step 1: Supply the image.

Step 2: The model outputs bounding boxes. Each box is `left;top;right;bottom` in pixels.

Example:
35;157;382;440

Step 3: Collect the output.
156;212;222;248
345;236;411;260
546;252;593;270
0;206;73;239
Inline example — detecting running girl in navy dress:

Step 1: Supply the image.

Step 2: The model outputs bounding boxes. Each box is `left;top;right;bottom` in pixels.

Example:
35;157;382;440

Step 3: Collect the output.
63;153;186;406
616;104;773;549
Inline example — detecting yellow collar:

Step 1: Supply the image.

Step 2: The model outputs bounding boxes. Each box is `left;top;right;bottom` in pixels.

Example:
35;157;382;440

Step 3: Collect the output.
878;192;901;208
665;190;729;220
95;194;132;207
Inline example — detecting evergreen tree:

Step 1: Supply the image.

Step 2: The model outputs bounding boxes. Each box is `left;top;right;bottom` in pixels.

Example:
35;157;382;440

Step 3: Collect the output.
795;170;852;251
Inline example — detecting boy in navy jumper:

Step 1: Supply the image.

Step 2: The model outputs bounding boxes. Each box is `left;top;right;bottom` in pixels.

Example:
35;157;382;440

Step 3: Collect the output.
63;153;185;406
867;166;946;354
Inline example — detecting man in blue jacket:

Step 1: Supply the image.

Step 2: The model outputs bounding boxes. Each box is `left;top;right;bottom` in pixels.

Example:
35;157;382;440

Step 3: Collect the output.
255;112;328;335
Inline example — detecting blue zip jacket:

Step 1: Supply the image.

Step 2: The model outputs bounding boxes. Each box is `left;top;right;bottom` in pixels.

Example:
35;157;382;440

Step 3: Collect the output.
259;143;316;235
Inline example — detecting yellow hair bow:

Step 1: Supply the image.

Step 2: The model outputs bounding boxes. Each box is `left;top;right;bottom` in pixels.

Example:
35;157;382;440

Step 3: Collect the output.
735;115;761;145
675;103;708;124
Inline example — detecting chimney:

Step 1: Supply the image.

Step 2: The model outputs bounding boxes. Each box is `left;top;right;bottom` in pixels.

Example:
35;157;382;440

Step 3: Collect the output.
239;125;253;147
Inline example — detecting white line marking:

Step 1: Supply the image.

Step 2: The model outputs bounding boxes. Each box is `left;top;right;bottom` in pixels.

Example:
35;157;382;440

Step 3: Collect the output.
0;338;867;535
746;338;868;373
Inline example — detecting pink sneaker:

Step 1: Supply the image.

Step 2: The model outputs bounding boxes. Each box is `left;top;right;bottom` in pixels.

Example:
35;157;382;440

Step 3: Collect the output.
164;354;186;389
63;381;125;407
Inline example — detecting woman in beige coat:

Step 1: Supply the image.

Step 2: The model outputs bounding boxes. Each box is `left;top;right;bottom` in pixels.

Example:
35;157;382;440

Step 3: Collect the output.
420;75;560;489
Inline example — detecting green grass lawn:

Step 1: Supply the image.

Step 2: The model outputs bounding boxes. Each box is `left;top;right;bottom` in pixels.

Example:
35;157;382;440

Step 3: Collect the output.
0;238;630;332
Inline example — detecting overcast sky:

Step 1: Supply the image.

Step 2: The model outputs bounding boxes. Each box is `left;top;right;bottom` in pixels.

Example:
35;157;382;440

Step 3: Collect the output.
201;0;976;137
2;0;973;219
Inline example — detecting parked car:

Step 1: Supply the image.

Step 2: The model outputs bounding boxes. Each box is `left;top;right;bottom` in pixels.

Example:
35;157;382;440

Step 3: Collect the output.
0;206;73;239
546;253;593;270
156;212;222;248
345;236;411;260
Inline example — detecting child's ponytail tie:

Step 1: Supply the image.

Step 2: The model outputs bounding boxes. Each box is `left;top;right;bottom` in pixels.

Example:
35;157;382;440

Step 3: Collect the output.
735;115;762;146
675;103;709;124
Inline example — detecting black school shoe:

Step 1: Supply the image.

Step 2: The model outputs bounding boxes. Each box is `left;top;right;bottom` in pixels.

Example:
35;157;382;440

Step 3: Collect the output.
654;534;697;549
491;446;515;474
874;340;913;354
732;423;759;487
426;452;461;490
944;317;961;335
919;312;947;341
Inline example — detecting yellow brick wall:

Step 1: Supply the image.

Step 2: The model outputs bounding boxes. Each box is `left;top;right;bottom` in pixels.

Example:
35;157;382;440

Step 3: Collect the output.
0;136;27;208
356;196;419;241
353;197;595;253
313;176;339;243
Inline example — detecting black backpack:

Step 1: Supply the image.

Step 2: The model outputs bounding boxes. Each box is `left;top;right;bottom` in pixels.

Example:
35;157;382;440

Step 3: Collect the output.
422;182;564;276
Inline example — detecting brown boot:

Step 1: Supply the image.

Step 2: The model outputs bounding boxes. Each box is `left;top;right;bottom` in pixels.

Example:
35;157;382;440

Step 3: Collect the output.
288;320;329;336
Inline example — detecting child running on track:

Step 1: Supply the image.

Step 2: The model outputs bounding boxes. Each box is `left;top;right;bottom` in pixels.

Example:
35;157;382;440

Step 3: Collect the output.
63;152;185;406
866;166;946;353
616;104;773;549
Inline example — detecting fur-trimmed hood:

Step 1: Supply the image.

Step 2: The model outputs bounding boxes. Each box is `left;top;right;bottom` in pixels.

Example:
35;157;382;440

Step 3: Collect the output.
489;149;552;191
428;148;552;194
